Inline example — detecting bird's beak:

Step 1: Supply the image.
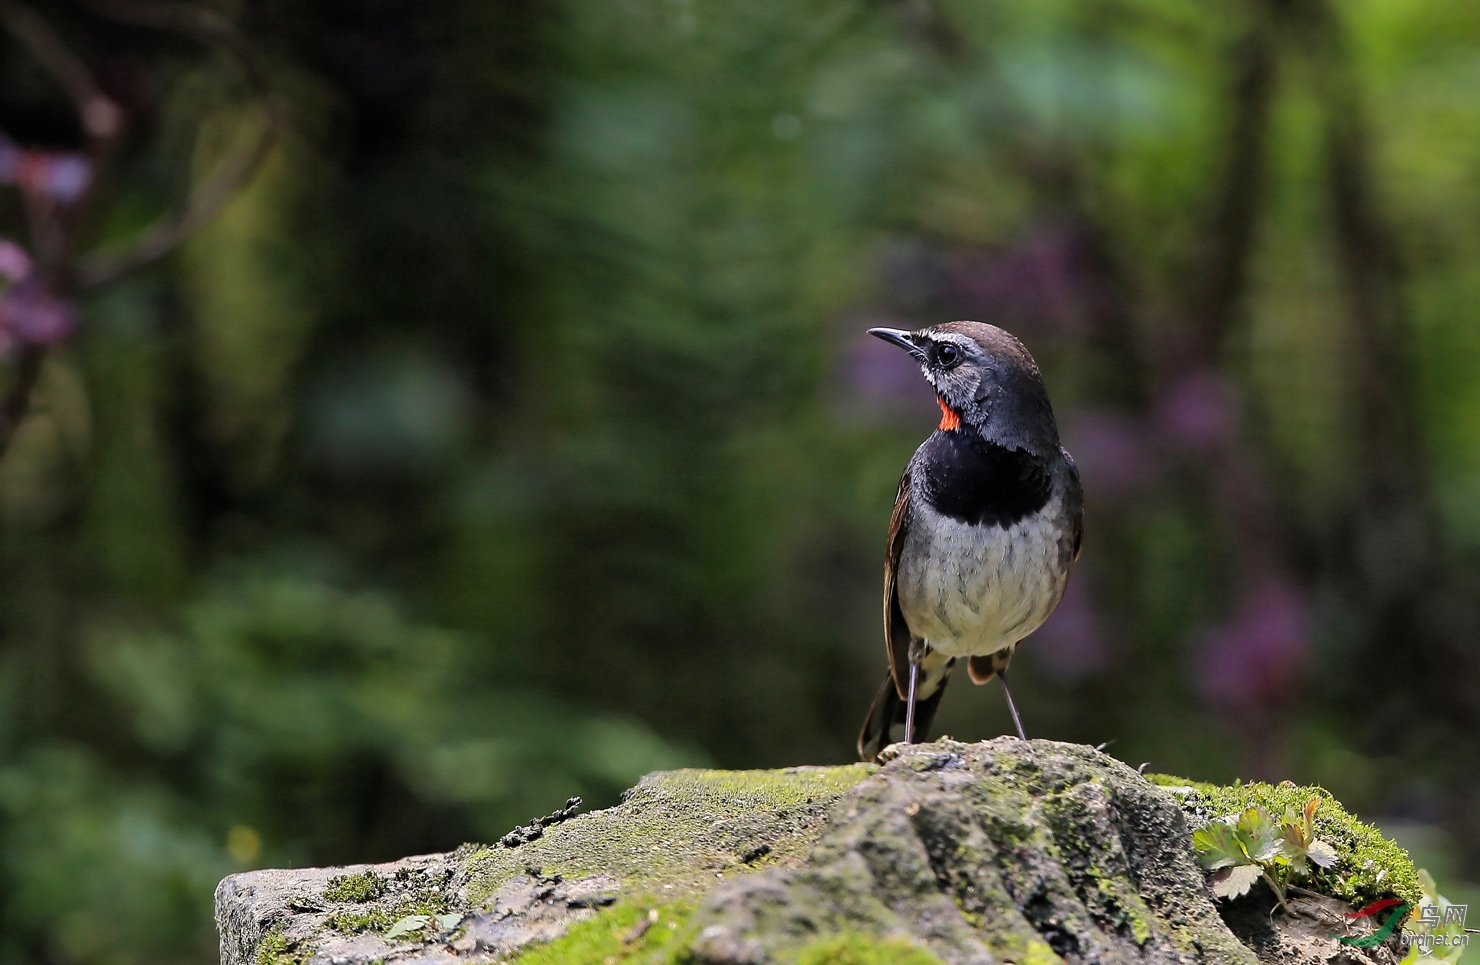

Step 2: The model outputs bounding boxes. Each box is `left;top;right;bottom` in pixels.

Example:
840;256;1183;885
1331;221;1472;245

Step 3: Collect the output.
868;327;927;362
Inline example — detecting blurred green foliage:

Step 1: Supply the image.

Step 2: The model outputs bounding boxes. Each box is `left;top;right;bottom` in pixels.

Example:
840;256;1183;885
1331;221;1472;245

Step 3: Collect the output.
1;0;1480;962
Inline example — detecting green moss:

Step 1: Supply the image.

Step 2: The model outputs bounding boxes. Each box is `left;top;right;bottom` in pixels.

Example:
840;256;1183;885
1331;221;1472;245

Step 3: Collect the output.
789;932;946;965
1148;774;1420;906
950;896;984;929
505;899;695;964
652;765;876;809
462;764;875;906
1087;875;1153;945
1078;864;1152;944
254;931;311;965
323;871;385;903
1033;782;1156;947
325;908;393;934
254;932;289;965
322;871;449;935
394;893;451;918
980;927;1065;965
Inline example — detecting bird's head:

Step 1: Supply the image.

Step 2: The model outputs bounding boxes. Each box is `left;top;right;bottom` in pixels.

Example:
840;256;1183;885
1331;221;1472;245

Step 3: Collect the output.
868;321;1060;453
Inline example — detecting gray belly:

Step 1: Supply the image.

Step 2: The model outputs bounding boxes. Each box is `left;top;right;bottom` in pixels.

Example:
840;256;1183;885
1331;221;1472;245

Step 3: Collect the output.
896;494;1072;659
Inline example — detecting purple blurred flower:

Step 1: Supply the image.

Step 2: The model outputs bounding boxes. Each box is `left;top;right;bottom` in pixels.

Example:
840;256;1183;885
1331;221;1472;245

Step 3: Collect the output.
33;154;92;202
0;143;93;204
1196;580;1310;710
0;279;77;347
1061;409;1157;499
1032;576;1107;681
0;240;31;282
840;316;940;424
1155;370;1234;451
948;224;1089;337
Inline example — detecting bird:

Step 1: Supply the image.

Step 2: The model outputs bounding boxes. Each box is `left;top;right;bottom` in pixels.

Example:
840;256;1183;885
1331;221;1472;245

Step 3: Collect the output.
857;321;1083;763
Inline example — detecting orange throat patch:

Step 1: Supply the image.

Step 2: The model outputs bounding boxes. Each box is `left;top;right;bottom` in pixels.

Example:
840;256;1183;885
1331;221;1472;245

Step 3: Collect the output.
937;398;960;431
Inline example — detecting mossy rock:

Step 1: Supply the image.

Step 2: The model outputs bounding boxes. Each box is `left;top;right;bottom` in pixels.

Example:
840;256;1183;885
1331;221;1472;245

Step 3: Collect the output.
1146;774;1421;907
215;740;1419;965
459;762;875;906
216;763;871;965
680;739;1255;965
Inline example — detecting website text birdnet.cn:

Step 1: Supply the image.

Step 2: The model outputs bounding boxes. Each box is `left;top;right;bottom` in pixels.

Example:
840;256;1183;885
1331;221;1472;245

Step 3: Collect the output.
1399;904;1473;948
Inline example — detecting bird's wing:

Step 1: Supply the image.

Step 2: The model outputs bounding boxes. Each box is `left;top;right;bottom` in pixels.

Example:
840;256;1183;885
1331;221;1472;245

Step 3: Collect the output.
884;464;915;700
1063;447;1084;563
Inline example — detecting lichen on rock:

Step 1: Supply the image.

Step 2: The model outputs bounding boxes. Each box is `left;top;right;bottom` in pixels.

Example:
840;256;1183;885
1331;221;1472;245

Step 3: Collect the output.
216;762;872;965
682;739;1257;965
215;740;1420;965
458;762;876;907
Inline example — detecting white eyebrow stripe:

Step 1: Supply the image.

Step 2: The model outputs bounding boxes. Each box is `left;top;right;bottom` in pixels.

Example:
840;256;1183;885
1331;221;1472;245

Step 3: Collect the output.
926;332;974;346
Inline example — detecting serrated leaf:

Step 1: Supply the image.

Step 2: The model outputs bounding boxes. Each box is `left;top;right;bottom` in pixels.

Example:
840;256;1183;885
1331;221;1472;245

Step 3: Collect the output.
1193;821;1249;870
1278;821;1311;858
1306;840;1338;869
1210;864;1262;899
1237;807;1281;862
1281;812;1312;849
385;915;432;939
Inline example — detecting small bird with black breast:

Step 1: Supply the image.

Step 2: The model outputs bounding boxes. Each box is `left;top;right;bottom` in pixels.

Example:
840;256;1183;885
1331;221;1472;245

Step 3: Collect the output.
857;321;1083;763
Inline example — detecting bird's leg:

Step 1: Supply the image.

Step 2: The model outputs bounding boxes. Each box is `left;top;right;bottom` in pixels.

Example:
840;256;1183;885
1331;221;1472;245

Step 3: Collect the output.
999;669;1028;741
904;641;923;743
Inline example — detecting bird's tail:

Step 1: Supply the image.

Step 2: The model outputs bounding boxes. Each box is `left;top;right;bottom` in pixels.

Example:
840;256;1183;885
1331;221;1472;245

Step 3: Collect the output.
856;656;955;762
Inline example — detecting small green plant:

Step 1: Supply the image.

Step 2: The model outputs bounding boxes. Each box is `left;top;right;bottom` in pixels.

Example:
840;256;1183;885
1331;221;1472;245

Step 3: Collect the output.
384;914;432;940
1192;797;1338;912
1400;870;1467;965
383;912;462;941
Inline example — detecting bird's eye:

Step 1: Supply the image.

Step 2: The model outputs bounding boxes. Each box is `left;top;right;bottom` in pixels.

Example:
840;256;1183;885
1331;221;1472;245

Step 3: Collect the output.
936;343;961;369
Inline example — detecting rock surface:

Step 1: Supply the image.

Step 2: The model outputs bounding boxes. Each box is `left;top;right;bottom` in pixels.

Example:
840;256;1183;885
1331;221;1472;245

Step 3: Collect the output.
218;739;1412;965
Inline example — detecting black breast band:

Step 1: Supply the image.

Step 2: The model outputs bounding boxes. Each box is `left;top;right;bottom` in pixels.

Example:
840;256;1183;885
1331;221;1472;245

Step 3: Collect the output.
918;431;1052;528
